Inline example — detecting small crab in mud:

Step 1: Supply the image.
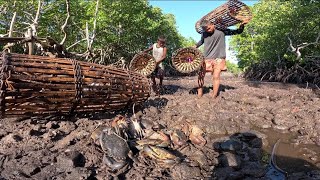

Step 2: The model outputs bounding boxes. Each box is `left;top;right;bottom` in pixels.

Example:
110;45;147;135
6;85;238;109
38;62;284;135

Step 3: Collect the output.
134;131;170;150
89;115;128;144
111;115;129;139
100;127;132;171
182;122;207;146
170;129;188;148
141;145;180;168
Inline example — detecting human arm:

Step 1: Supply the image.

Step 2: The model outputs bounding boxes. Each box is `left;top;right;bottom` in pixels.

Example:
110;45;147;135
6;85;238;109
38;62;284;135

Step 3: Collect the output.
223;19;250;36
193;33;204;48
143;45;153;53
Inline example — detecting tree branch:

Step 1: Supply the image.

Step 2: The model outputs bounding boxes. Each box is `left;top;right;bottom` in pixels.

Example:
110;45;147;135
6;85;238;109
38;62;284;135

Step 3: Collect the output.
60;0;71;45
66;38;87;50
288;32;320;60
88;0;99;50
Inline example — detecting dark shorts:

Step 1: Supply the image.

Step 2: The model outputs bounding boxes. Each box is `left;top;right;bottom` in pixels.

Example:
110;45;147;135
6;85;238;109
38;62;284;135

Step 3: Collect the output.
150;66;164;78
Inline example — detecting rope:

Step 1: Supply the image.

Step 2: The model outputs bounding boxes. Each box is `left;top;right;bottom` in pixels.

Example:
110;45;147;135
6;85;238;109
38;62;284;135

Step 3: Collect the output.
0;51;11;118
69;59;83;115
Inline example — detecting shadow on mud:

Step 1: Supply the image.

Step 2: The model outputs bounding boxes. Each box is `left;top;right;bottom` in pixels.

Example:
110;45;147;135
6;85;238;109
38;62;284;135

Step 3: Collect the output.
160;84;185;95
188;84;236;95
210;132;320;179
143;97;169;109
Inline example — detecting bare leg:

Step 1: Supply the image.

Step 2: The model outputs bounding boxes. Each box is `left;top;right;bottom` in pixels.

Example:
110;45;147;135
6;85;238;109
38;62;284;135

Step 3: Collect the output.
159;75;163;86
151;76;157;92
212;68;221;98
197;63;206;97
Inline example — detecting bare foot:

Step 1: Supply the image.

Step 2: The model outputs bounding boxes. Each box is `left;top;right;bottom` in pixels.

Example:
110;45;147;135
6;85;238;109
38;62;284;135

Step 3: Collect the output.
209;92;218;99
197;88;203;98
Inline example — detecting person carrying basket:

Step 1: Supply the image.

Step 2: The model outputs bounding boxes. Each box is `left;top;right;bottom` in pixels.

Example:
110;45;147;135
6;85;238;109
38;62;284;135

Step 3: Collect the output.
193;19;249;99
144;35;167;94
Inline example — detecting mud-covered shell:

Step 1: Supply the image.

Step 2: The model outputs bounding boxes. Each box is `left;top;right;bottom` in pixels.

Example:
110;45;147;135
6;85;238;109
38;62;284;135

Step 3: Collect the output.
100;128;130;161
170;129;188;146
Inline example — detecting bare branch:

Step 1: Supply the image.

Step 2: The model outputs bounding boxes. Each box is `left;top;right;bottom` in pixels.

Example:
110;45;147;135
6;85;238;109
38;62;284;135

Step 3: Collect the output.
88;0;99;50
6;11;17;52
66;38;87;50
288;33;320;60
8;12;17;37
32;0;42;31
60;0;71;45
86;22;90;49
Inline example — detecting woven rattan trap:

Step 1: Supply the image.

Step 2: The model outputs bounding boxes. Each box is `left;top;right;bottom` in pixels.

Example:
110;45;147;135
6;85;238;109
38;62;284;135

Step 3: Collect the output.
171;47;204;74
129;53;156;77
195;0;252;33
0;52;150;117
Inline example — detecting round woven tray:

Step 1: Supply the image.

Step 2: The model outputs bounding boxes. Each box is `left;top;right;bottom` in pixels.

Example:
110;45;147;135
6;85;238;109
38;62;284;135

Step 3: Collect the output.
195;0;252;33
171;47;204;73
129;53;156;76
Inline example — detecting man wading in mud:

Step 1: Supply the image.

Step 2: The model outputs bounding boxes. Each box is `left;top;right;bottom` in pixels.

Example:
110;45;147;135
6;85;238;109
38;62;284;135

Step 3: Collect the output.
194;19;249;99
144;35;167;94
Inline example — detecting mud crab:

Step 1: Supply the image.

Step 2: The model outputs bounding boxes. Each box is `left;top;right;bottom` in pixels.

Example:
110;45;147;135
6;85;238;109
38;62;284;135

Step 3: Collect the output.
182;122;207;146
134;130;170;150
99;127;132;171
141;145;180;168
170;129;188;147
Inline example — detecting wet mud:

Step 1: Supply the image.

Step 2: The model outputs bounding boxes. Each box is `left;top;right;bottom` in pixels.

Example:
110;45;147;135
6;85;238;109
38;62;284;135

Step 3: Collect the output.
0;72;319;179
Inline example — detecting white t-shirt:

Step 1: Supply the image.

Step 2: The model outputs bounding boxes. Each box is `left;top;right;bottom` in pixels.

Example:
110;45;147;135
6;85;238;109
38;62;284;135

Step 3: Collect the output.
152;43;165;69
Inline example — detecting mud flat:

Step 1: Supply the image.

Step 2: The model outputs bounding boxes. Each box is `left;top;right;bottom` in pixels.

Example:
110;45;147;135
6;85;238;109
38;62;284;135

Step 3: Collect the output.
0;73;319;179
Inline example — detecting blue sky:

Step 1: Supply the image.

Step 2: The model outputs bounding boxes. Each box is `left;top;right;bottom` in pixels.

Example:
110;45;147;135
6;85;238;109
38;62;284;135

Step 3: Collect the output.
148;0;259;62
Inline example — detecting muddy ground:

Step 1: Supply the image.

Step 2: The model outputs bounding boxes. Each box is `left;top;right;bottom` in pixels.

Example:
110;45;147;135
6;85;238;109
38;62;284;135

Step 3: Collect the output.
0;72;320;180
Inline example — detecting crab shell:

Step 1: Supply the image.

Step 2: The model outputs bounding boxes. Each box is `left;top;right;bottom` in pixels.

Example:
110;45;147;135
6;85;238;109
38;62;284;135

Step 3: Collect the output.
100;127;130;162
135;138;169;150
189;125;206;146
134;131;170;150
182;123;206;146
103;154;128;171
90;125;109;144
142;145;180;167
170;129;188;147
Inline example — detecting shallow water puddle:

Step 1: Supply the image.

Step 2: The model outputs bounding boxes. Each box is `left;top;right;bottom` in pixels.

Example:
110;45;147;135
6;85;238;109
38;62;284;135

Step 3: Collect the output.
260;128;320;173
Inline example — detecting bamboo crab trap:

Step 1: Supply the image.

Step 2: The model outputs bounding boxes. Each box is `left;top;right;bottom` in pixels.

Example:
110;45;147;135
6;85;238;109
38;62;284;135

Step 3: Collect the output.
171;47;204;74
129;53;156;77
0;52;150;117
195;0;252;33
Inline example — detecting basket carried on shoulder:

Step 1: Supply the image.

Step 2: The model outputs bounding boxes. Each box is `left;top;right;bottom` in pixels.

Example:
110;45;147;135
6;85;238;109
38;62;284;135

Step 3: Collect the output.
129;53;156;76
195;0;252;33
171;47;204;74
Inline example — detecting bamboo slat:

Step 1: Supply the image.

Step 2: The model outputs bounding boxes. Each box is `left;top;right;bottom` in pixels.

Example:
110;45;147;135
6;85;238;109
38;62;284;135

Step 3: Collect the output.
0;52;150;117
195;0;252;33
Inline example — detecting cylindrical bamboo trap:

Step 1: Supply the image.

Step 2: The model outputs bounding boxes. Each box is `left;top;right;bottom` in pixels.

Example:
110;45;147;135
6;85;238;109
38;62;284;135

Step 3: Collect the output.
171;47;204;74
0;52;150;117
195;0;252;34
129;53;156;77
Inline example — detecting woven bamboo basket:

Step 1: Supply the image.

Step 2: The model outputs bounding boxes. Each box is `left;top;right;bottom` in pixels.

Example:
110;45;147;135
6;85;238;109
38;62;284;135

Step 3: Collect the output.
129;53;156;77
171;47;204;74
0;52;150;117
195;0;252;33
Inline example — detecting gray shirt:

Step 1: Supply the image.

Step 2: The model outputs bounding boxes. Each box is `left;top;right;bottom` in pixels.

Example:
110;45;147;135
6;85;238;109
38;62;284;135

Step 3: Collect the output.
196;26;244;59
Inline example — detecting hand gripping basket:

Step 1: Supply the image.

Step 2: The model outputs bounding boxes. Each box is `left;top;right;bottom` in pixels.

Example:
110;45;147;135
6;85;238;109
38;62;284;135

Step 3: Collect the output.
195;0;252;33
0;52;150;117
129;53;156;76
171;47;204;74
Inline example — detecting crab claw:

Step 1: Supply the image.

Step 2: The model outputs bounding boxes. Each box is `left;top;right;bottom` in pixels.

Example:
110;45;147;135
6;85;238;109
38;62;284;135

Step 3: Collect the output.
130;118;144;139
